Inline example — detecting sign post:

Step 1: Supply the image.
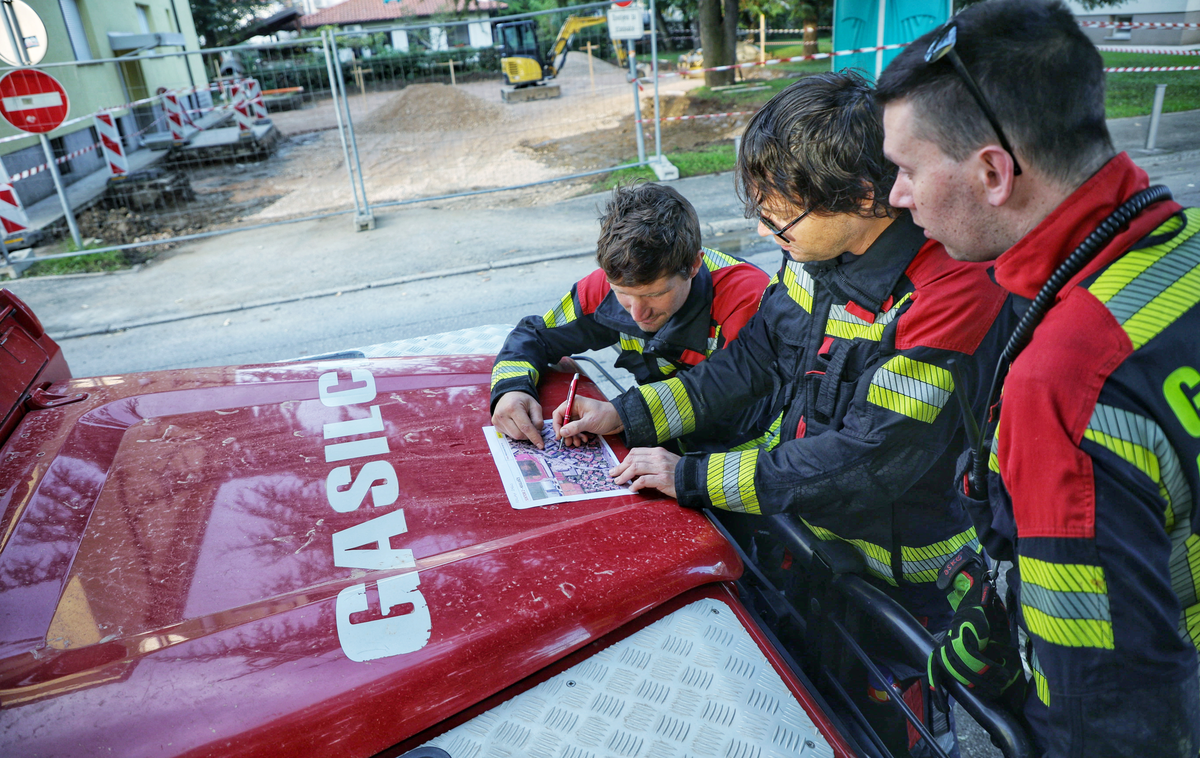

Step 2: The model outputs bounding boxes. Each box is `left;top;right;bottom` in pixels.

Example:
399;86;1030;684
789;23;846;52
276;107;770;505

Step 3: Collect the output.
0;7;81;248
609;3;646;165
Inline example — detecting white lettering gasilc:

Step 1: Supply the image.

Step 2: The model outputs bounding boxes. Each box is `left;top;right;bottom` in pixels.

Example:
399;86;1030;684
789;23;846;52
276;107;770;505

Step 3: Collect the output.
318;368;431;662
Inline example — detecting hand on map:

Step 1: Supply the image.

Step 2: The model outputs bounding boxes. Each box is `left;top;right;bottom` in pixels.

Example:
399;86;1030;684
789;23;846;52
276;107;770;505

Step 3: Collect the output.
610;447;679;499
553;396;624;446
492;391;545;449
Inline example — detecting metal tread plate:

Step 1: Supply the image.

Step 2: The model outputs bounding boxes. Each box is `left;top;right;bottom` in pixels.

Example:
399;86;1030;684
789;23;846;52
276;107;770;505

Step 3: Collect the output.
424;598;834;758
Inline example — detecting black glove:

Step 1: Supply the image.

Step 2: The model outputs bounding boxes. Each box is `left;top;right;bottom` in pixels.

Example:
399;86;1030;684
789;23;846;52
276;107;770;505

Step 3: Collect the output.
927;547;1025;713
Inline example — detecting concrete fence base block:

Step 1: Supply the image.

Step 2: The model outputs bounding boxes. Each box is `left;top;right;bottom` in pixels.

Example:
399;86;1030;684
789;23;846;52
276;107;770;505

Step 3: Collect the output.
355;213;376;232
649;156;680;181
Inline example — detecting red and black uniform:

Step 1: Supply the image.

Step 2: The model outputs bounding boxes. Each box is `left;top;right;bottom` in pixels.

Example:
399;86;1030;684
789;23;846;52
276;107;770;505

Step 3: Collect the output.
490;248;775;450
974;154;1200;755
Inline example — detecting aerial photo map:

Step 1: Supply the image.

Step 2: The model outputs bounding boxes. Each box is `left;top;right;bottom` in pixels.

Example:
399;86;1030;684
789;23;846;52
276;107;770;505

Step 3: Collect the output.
483;421;632;509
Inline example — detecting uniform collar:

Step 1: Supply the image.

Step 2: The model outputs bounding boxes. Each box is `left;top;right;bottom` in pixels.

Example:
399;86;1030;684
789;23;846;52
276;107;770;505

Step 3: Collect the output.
593;263;714;353
994;153;1149;300
803;212;925;312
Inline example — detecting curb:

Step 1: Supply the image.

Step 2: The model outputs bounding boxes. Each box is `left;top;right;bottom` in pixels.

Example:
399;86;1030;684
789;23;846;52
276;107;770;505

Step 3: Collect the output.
46;216;764;340
50;245;601;340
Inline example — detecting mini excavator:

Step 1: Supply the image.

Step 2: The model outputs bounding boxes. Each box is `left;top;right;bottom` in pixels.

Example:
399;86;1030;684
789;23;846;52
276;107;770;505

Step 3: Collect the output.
495;15;629;102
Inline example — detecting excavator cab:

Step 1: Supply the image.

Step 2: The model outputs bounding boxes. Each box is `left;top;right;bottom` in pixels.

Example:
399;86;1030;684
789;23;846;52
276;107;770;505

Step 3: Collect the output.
497;20;546;87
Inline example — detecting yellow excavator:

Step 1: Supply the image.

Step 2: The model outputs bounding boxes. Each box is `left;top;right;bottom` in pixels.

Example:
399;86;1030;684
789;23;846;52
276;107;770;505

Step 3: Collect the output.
496;15;629;99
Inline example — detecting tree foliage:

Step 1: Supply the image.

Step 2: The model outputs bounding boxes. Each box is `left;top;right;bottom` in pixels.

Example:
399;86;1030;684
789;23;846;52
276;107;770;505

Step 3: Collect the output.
189;0;276;47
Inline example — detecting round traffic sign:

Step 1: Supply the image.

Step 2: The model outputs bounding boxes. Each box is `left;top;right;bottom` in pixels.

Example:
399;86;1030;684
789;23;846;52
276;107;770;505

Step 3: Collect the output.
0;69;69;133
0;0;48;66
612;0;635;6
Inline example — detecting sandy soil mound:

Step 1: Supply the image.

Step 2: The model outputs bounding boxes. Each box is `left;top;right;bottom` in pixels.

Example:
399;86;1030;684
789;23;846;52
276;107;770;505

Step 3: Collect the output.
360;83;506;134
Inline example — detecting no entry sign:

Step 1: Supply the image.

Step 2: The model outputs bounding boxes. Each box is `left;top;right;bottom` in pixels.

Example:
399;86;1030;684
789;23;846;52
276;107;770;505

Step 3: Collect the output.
0;69;68;134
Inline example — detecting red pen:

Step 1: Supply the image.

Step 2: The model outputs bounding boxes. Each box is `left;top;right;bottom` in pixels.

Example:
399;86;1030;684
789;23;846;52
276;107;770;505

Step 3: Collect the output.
564;372;580;425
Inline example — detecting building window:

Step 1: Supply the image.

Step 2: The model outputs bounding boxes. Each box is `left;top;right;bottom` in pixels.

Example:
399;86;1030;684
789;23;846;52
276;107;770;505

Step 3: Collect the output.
1107;15;1133;40
58;0;92;61
135;4;152;34
50;137;72;175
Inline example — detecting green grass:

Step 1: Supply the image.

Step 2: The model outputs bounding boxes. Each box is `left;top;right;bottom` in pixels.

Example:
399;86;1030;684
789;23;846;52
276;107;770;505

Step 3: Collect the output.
596;143;738;191
1101;51;1200;119
22;243;135;277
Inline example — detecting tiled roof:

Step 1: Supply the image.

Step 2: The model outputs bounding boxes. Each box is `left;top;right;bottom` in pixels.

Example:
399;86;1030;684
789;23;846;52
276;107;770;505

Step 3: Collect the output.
300;0;507;28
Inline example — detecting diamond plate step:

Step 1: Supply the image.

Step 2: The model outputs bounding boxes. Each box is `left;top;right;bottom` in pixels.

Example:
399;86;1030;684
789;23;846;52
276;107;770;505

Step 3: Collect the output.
424;598;835;758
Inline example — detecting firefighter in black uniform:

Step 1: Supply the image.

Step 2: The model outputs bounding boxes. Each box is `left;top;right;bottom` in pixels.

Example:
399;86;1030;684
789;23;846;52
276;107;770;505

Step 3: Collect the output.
491;182;775;453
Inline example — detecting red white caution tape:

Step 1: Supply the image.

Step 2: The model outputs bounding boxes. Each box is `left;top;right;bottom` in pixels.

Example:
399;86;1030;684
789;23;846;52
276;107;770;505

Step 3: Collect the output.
1080;20;1200;29
1104;65;1200;72
5;142;99;184
1096;46;1200;55
737;27;832;33
638;110;758;124
649;42;909;78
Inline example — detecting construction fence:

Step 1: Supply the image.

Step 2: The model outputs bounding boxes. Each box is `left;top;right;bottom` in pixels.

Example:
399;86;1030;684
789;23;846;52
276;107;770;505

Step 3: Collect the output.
0;12;1194;269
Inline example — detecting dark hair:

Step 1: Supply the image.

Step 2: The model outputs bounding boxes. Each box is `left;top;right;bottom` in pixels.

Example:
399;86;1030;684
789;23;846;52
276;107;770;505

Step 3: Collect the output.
876;0;1113;187
737;70;895;220
596;182;702;286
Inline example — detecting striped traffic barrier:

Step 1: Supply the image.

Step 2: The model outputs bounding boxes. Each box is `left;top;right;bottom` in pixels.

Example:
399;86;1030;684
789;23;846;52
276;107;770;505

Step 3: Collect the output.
162;91;187;142
94;112;129;177
0;180;29;236
246;78;268;121
229;80;254;132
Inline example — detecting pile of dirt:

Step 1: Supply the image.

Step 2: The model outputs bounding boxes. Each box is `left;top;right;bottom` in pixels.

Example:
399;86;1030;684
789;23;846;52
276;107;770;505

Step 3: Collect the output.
359;84;506;134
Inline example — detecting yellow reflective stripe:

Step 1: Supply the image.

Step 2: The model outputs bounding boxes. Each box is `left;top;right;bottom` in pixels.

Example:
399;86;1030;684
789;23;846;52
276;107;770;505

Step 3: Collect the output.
900;527;979;583
805;521;896;585
1089;208;1200;349
728;412;785;452
1022;605;1114;649
706;324;722;356
826;318;886;342
1029;649;1050;706
636;377;696;442
619;333;645;353
988;421;1001;473
1021;556;1108;594
1083;429;1161;491
1085;404;1196;628
1020;556;1114;649
868;355;955;424
491;360;539;390
705;449;761;514
542;291;578;328
782;261;813;313
701;247;740;271
1089;209;1198;304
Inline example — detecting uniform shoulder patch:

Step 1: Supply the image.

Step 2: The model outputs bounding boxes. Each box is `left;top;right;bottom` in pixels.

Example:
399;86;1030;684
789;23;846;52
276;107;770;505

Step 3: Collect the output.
575;269;612;315
894;241;1007;354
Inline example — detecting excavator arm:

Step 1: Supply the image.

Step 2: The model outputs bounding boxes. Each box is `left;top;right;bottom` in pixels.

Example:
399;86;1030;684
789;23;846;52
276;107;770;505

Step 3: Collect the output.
545;15;628;77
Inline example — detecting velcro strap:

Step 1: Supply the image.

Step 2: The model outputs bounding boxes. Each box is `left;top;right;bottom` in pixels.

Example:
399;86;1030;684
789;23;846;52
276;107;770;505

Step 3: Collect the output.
816;340;851;418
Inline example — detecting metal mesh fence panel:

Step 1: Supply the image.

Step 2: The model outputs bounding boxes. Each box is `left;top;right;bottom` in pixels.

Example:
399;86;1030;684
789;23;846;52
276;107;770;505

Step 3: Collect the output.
332;7;643;213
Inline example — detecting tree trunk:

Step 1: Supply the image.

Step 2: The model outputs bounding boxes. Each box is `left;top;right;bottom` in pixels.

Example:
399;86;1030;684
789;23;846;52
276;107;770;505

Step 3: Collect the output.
803;16;819;56
655;7;675;52
698;0;736;87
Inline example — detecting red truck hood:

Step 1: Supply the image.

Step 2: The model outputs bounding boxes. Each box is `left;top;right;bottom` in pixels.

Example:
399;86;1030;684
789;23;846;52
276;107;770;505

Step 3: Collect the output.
0;356;740;758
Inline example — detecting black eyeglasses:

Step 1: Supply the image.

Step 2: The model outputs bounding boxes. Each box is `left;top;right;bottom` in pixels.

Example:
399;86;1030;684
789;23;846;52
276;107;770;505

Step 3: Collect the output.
759;206;813;241
925;22;1022;176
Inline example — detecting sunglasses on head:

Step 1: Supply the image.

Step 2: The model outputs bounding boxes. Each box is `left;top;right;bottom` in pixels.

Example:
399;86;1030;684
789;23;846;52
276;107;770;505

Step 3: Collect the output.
925;22;1022;176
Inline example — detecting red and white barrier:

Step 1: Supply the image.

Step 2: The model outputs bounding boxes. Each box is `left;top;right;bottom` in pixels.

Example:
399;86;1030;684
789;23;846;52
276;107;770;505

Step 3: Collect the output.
1096;46;1200;55
648;42;911;79
94;112;129;177
246;78;268;121
229;81;254;132
162;91;187;141
0;160;29;235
